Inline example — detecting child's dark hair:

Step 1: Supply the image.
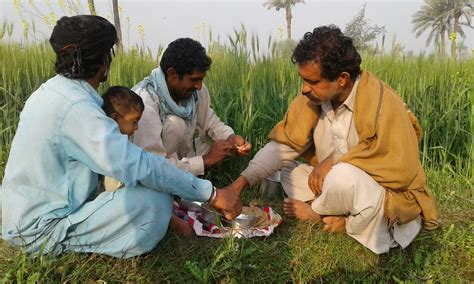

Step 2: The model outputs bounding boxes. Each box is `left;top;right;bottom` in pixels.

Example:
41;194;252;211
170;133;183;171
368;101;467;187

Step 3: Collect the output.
102;86;144;116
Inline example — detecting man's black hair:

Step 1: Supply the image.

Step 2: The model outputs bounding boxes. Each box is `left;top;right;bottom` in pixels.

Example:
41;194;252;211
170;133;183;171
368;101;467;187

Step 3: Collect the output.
49;15;117;79
102;86;144;117
292;25;361;81
160;38;211;78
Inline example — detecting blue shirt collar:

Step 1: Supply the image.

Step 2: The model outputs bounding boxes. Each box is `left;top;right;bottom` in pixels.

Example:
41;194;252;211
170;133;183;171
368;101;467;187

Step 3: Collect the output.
57;75;103;106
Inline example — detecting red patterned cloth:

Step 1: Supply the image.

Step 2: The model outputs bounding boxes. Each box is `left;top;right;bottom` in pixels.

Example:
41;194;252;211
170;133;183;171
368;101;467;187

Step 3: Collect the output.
173;202;282;238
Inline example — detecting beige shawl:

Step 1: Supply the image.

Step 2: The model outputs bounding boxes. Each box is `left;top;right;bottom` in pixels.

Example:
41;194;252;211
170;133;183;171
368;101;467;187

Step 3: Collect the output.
269;71;439;230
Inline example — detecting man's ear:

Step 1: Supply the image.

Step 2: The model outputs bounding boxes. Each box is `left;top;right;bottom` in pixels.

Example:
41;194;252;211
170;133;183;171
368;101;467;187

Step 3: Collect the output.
166;68;178;80
338;72;351;88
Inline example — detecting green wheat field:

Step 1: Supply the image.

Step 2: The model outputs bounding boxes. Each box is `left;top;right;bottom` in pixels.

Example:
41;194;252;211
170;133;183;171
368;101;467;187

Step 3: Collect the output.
0;32;473;281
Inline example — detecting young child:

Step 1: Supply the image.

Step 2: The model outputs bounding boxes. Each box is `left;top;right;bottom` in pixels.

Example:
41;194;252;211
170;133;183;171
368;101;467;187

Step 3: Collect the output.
102;86;193;236
102;86;144;191
102;86;143;139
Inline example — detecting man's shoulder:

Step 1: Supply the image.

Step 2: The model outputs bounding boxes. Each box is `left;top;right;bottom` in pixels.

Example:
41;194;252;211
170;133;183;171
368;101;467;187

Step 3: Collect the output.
41;76;101;107
196;84;210;104
134;86;160;106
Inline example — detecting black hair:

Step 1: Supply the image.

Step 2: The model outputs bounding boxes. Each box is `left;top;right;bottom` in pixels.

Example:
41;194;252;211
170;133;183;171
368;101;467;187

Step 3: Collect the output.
160;38;211;78
292;25;361;81
49;15;117;79
102;86;144;117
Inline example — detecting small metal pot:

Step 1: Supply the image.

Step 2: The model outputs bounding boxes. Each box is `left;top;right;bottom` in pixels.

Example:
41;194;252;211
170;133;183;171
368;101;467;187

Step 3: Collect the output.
201;204;258;229
178;200;202;212
201;203;225;224
259;171;283;200
231;212;258;229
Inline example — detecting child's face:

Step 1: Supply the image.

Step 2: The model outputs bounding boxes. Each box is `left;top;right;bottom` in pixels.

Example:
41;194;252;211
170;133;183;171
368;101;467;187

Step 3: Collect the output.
114;108;142;137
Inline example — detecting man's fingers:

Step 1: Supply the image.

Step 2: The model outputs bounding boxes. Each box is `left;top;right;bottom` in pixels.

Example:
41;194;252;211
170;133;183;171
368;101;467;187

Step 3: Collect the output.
224;205;242;220
242;144;252;153
220;143;235;152
214;140;234;149
214;187;242;221
308;180;314;194
224;211;237;220
316;176;324;195
309;173;319;195
240;143;251;151
217;140;234;146
227;135;246;146
236;149;250;156
212;141;234;156
232;143;251;156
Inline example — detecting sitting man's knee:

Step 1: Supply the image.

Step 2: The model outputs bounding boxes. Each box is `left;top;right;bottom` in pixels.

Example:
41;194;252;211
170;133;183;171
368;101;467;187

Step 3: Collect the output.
164;115;187;137
325;163;363;189
118;187;174;228
138;190;173;216
121;188;173;255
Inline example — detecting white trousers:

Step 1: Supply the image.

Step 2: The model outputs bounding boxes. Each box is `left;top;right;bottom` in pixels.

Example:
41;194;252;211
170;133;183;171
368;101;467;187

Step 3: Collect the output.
162;115;211;158
280;161;421;254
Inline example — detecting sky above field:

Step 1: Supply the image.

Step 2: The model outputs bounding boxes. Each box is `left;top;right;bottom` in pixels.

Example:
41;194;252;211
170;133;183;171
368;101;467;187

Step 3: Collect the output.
1;0;473;55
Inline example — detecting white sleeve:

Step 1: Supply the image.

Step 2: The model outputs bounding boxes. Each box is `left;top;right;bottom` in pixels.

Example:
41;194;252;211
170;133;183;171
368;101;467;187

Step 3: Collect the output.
241;141;300;186
195;84;234;141
167;153;205;176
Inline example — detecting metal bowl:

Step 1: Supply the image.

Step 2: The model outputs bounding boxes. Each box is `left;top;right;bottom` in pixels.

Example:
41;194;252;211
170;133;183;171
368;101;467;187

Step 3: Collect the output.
178;200;202;212
201;203;225;224
231;211;259;229
259;170;283;200
200;204;259;229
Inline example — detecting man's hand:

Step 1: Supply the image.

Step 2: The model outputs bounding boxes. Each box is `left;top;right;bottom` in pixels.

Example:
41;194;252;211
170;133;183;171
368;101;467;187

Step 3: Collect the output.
211;186;242;220
308;154;334;196
227;134;251;156
202;140;234;167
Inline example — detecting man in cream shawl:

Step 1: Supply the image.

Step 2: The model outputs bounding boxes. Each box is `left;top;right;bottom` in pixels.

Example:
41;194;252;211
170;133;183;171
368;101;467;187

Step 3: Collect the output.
228;26;439;254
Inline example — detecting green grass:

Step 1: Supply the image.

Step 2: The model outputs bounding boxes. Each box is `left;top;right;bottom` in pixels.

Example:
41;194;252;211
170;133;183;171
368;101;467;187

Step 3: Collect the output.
0;170;472;282
0;35;472;281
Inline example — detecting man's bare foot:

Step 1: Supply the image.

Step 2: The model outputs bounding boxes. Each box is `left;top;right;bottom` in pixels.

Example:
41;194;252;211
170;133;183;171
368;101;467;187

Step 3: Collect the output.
283;198;321;222
170;215;194;237
322;216;346;233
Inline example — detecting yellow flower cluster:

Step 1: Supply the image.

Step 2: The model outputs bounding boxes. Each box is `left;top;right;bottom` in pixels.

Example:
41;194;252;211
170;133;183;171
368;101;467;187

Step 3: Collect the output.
449;32;457;41
13;0;21;15
21;20;29;38
138;24;145;41
40;13;58;27
87;2;96;15
277;26;284;41
58;0;65;10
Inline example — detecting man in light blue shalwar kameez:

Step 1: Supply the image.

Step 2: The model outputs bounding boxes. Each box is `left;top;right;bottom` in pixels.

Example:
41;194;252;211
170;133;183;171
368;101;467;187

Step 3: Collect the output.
0;15;241;259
